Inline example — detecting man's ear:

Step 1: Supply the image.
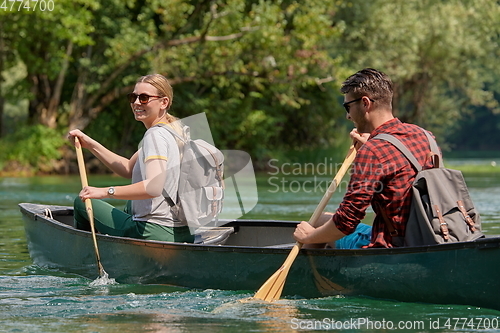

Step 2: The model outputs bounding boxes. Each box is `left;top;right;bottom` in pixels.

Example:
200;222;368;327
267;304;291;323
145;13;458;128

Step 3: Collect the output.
362;96;370;108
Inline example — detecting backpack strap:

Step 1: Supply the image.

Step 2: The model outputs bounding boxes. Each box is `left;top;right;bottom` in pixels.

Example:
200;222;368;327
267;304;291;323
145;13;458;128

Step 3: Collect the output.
155;123;186;208
373;130;438;242
422;130;440;155
374;201;398;237
157;123;188;143
374;129;441;171
421;130;442;168
370;133;420;240
374;133;422;171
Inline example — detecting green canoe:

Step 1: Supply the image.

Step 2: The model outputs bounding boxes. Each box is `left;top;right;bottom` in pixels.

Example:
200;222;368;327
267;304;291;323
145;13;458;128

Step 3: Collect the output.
20;203;500;311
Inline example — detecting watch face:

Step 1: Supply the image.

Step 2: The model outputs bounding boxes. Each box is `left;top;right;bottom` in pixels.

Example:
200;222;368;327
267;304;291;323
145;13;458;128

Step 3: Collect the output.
108;187;115;195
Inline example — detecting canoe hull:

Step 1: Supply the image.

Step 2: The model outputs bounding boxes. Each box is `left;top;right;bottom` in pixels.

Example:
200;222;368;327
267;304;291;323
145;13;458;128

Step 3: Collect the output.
20;203;500;310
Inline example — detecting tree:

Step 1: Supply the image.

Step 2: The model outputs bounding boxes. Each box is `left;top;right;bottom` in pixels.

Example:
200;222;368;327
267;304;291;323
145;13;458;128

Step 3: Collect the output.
6;0;498;174
150;0;347;159
2;0;348;169
9;0;98;128
0;12;20;137
0;18;7;137
332;0;500;143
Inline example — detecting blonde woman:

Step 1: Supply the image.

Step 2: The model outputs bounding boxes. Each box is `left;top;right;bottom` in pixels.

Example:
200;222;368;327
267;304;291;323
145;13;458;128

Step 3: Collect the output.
68;74;193;242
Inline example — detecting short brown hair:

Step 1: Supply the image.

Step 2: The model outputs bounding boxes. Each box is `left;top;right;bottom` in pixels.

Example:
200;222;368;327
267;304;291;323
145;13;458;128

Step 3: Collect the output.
340;68;393;108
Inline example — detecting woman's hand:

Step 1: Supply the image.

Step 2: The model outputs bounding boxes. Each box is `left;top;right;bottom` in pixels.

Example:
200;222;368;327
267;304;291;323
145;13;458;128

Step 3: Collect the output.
67;129;94;150
79;186;108;201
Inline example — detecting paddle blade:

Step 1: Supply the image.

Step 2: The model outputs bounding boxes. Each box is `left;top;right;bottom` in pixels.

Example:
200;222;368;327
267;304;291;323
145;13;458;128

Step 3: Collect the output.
252;145;357;303
253;244;300;302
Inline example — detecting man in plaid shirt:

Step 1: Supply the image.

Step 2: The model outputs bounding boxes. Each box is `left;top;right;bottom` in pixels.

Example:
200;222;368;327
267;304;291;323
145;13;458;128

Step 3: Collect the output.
293;68;437;248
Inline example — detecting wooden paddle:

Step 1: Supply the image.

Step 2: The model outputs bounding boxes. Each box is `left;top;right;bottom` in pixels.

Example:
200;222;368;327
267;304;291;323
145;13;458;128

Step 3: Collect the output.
253;144;357;302
74;137;105;278
308;255;346;294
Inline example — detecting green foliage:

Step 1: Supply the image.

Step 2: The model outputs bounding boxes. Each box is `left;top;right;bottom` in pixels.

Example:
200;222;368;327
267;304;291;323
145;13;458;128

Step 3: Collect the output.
10;0;98;78
0;125;66;173
1;0;499;174
332;0;500;142
155;1;346;162
445;104;500;151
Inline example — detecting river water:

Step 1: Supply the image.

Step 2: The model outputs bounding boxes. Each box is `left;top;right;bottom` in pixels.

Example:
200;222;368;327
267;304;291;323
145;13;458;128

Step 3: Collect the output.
2;166;500;332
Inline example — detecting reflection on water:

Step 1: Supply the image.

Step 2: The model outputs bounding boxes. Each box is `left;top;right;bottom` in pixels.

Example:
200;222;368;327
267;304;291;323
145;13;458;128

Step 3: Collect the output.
470;187;500;234
214;298;300;332
463;174;500;234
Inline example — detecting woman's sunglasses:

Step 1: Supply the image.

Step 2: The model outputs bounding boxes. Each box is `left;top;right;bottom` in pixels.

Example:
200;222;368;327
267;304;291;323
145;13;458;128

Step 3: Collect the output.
127;93;163;104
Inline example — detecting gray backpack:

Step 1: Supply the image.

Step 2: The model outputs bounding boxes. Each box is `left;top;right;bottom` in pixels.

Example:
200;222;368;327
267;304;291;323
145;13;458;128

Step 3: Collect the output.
160;124;224;231
375;131;484;246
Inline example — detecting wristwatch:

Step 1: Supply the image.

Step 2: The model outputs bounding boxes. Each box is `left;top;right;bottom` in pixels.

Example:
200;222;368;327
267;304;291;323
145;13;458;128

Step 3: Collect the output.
107;187;115;197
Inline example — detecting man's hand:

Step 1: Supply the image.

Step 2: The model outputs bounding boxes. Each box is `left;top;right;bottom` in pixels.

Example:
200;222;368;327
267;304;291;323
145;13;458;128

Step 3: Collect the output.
293;221;316;243
350;128;370;149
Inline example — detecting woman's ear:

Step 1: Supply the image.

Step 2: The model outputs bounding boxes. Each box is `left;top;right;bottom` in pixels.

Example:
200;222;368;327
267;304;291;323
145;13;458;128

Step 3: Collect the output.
161;97;170;111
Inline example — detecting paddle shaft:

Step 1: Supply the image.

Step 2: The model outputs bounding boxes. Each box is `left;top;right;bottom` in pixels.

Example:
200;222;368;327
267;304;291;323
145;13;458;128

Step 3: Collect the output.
305;144;357;229
74;137;105;277
253;144;357;301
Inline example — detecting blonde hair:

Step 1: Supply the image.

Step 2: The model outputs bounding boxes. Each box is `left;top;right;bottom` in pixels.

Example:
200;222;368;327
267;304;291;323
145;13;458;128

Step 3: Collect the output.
136;74;186;142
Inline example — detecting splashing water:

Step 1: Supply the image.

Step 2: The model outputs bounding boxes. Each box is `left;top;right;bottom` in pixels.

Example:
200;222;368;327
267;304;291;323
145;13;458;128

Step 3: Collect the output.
89;269;117;287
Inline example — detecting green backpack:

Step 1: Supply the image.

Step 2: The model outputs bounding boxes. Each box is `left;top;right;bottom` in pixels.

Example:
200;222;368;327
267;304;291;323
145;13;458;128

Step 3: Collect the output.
375;131;484;247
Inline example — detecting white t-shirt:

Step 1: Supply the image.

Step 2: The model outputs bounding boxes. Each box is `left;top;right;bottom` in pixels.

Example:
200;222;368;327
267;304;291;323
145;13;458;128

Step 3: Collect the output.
131;125;183;227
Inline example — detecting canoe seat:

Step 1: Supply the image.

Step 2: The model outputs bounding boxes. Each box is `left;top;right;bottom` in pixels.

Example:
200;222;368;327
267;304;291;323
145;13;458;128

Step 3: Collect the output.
194;227;235;245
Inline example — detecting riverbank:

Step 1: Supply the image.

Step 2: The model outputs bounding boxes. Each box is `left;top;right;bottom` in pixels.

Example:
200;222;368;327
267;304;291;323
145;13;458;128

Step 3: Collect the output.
2;159;500;178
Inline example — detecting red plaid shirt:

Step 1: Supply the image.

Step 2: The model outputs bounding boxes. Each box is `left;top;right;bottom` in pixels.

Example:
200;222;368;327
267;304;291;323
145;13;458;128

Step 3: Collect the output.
333;118;436;248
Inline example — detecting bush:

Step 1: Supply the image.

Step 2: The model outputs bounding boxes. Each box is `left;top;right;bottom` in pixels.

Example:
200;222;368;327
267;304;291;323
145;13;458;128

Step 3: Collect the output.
0;125;66;174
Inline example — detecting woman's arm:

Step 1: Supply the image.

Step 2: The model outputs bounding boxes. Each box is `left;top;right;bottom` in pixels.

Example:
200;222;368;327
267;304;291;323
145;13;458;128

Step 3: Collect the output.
78;158;168;201
68;129;137;178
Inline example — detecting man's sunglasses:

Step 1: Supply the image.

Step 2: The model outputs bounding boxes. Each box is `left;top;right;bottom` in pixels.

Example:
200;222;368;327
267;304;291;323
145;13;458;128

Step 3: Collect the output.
343;97;375;113
127;93;163;104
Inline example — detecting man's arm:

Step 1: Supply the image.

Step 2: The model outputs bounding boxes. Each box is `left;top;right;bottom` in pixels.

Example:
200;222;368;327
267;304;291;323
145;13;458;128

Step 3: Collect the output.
293;218;346;245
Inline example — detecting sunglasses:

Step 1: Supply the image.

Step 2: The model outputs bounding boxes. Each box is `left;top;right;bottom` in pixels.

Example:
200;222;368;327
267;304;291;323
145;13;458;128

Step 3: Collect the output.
343;97;375;113
127;93;163;104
